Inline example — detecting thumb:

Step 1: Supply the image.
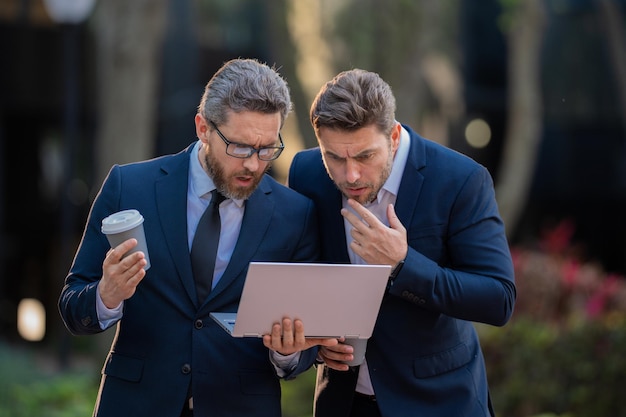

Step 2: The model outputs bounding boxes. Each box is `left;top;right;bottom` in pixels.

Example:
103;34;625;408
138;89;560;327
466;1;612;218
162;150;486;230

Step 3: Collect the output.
315;338;340;347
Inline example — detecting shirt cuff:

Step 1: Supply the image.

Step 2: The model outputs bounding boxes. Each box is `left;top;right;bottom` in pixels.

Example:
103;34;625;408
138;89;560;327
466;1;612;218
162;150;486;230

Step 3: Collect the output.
269;351;301;377
96;283;124;330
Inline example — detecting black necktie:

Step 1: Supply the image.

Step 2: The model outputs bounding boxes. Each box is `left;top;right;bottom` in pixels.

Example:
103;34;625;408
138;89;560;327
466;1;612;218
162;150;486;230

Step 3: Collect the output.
191;189;226;303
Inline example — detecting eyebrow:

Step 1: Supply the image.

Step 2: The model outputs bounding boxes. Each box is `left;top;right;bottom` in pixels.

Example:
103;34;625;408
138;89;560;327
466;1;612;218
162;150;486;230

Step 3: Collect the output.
324;147;377;160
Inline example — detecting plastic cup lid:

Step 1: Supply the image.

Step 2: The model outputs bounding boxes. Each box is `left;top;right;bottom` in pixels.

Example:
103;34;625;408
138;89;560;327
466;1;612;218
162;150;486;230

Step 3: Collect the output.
101;209;144;234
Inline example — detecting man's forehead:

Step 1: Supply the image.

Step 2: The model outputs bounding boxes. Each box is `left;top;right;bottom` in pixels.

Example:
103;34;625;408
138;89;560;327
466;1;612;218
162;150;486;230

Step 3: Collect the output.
319;126;385;156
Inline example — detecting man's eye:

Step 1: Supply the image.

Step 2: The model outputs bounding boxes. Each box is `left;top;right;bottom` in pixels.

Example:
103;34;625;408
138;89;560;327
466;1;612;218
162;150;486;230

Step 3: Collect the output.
232;145;253;154
356;153;374;161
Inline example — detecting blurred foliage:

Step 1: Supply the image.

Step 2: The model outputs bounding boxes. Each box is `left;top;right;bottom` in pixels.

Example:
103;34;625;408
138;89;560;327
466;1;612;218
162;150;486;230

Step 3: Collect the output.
480;219;626;417
0;338;316;417
281;367;317;417
0;344;99;417
481;315;626;417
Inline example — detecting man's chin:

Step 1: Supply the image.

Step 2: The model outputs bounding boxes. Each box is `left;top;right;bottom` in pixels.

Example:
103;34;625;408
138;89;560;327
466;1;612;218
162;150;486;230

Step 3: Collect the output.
225;181;260;200
340;191;372;205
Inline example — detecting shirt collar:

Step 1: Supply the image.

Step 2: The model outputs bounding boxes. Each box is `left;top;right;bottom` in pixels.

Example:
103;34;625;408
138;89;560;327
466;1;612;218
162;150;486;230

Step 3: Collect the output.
373;125;410;203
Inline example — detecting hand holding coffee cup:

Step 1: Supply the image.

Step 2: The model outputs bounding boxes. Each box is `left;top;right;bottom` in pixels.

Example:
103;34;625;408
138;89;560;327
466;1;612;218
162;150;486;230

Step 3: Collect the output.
101;209;151;270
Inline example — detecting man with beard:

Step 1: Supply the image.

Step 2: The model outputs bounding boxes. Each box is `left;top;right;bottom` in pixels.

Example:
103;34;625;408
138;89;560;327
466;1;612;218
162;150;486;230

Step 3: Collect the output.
59;58;336;417
288;69;516;417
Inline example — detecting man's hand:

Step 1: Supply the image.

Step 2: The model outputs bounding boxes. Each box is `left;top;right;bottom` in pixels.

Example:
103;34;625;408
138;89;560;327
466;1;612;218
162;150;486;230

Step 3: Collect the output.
262;318;338;355
342;199;408;267
99;238;147;309
317;339;356;371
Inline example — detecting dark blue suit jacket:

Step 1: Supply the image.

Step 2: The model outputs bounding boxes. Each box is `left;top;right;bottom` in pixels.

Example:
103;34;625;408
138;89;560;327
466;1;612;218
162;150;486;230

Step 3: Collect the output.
59;144;320;417
288;126;516;417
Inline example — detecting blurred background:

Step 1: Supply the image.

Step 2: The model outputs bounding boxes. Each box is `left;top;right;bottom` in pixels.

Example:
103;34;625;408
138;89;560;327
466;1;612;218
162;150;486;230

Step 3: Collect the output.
0;0;625;416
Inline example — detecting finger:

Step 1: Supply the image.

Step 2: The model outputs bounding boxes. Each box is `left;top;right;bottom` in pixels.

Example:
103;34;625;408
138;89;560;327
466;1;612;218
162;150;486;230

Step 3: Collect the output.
340;207;361;229
122;252;147;273
262;334;273;349
319;348;352;371
346;199;383;229
386;204;406;233
307;337;339;348
349;239;363;255
292;319;306;346
125;259;148;284
281;318;295;346
320;343;352;357
106;239;138;264
270;322;283;348
325;360;351;371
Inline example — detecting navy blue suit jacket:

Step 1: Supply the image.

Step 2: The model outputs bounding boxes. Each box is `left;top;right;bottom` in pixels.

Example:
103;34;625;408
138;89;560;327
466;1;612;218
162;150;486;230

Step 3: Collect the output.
288;126;516;417
59;144;320;417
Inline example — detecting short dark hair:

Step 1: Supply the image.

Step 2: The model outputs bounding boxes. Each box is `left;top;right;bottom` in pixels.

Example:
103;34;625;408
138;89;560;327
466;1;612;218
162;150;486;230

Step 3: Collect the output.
310;69;396;136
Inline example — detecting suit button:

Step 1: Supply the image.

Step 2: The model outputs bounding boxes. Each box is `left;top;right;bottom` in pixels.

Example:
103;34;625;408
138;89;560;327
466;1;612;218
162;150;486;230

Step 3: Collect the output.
181;364;191;374
194;319;203;329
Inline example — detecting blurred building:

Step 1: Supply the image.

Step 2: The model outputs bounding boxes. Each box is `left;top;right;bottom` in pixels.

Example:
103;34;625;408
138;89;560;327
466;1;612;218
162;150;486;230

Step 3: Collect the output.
0;0;624;349
0;0;271;346
458;0;626;274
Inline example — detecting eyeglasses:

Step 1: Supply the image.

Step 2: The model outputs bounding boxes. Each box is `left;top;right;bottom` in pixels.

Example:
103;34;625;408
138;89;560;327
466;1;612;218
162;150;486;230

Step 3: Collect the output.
210;121;284;161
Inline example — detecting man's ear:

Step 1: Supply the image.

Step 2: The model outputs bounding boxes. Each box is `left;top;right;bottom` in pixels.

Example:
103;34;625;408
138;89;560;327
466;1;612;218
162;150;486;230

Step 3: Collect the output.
390;122;402;153
195;114;210;143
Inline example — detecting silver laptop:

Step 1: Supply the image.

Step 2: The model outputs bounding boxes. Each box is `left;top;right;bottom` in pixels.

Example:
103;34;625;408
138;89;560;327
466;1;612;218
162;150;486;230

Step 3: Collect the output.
210;262;391;338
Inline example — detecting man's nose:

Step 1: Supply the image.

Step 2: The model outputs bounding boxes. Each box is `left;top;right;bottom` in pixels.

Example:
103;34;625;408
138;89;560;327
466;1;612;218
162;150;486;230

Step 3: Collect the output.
345;159;361;183
242;153;261;171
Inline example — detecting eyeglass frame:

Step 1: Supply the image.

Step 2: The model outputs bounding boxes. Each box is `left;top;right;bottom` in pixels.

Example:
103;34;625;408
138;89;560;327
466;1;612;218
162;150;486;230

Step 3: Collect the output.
209;121;284;161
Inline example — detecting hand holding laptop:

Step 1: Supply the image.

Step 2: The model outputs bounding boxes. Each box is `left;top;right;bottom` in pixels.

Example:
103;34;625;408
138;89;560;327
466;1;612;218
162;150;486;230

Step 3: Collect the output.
262;317;339;355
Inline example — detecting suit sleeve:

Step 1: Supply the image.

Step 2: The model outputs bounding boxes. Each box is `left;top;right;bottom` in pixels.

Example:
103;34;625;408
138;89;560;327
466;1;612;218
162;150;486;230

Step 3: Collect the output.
389;166;516;326
58;165;123;335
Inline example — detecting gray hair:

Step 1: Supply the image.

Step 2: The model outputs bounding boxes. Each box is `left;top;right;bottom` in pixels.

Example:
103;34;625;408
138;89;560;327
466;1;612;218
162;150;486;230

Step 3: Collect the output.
198;58;292;127
310;69;396;136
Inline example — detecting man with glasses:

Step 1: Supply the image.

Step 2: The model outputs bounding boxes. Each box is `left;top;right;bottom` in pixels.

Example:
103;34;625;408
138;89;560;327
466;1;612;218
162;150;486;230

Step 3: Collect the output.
59;58;336;417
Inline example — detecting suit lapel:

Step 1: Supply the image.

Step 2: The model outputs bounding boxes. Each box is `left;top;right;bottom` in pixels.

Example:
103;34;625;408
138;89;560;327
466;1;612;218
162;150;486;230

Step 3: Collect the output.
155;146;197;305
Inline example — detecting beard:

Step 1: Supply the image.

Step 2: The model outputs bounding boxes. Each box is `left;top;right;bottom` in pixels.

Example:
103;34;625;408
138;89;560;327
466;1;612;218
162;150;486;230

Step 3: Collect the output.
204;151;269;200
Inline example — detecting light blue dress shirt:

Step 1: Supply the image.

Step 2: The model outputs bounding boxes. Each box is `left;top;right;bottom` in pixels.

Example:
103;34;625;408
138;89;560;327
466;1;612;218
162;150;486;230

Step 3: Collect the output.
96;141;297;373
343;126;410;395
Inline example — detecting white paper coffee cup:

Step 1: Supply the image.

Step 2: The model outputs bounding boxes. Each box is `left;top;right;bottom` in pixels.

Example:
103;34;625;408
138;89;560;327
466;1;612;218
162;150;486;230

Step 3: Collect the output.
342;338;368;366
101;209;150;270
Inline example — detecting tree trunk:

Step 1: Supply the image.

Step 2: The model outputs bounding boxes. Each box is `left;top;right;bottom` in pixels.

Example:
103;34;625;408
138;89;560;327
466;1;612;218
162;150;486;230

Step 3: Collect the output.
597;0;626;132
89;0;167;357
495;0;547;238
92;0;168;186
